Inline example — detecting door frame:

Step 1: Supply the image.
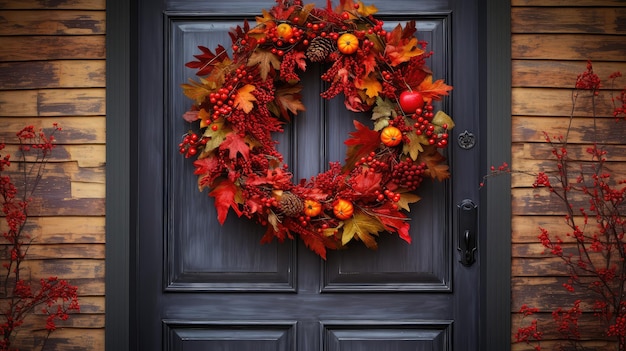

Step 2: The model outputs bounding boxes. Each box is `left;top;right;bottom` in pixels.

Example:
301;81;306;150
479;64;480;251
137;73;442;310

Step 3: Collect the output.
105;0;511;349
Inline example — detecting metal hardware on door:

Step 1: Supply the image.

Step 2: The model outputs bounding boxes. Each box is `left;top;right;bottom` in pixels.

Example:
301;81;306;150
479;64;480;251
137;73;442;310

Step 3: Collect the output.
457;130;475;149
457;199;478;266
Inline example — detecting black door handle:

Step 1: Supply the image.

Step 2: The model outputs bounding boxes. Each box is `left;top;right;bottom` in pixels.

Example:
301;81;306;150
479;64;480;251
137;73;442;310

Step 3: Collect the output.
457;199;477;266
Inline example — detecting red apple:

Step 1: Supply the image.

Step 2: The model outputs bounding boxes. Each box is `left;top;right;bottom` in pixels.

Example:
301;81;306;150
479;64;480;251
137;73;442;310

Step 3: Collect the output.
399;90;424;114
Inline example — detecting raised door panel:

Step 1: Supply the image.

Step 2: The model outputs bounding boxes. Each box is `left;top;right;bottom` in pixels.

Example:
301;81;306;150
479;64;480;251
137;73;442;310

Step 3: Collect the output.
167;18;297;292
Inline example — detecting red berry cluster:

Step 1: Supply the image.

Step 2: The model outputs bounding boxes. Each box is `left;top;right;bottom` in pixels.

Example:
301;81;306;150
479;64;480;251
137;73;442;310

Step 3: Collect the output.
411;103;449;148
391;158;426;191
178;132;206;158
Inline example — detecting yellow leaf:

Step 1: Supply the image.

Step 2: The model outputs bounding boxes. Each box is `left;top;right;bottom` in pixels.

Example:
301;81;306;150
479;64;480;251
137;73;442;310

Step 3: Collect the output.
255;9;275;26
233;84;257;113
355;74;383;98
201;119;231;156
397;192;421;211
357;0;378;16
402;130;425;160
181;77;217;104
247;49;281;81
341;211;385;248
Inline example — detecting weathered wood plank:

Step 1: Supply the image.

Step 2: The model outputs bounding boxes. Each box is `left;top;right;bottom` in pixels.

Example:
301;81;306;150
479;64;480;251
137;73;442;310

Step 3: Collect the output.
512;277;602;311
512;116;626;144
509;158;626;188
512;312;611;339
512;7;626;34
0;89;105;116
512;340;615;351
512;215;578;243
29;197;105;216
0;10;105;35
512;142;626;162
0;0;105;10
512;34;626;61
1;216;105;244
0;60;106;90
0;244;105;260
512;0;626;6
512;60;626;88
20;259;104;281
1;144;105;167
512;87;617;117
0;90;38;116
0;36;105;61
69;277;103;295
512;187;590;216
0;116;105;144
39;88;105;116
512;256;572;276
11;328;104;351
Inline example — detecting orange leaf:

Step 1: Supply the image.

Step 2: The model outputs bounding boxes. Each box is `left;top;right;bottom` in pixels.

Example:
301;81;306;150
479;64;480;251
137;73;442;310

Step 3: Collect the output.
355;74;382;98
356;0;378;16
418;147;450;181
385;37;424;67
417;75;453;102
233;84;257;113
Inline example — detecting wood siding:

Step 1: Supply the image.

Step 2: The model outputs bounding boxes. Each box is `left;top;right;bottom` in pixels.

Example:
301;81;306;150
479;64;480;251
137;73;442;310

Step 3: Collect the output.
0;0;105;349
511;1;626;350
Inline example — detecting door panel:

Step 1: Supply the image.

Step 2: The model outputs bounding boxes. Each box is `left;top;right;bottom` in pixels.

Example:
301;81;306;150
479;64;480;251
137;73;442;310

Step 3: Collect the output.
138;0;480;350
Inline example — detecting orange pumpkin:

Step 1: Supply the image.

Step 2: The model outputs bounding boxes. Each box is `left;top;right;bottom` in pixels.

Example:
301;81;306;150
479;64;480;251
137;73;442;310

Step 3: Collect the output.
333;199;354;220
303;199;322;217
380;126;403;147
337;33;359;55
276;23;294;40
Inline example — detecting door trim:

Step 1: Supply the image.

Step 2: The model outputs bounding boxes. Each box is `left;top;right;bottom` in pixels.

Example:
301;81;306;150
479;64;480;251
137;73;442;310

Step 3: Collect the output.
104;0;511;349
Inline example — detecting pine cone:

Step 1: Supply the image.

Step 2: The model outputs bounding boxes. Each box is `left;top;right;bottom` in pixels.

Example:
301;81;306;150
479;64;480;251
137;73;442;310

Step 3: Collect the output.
279;192;304;217
306;37;336;62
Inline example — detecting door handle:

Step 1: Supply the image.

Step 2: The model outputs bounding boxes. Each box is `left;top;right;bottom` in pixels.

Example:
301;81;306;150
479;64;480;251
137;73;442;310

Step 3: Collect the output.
457;199;477;266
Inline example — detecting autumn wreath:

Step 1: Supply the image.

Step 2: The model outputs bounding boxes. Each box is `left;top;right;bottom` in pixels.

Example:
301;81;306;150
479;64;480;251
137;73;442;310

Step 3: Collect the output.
179;0;454;259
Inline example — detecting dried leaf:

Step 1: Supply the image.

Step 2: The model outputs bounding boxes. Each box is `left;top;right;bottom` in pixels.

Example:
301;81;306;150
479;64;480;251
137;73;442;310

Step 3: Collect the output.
247;49;281;81
385;37;424;67
356;0;378;16
342;211;385;248
402;130;425;160
355;74;383;98
369;202;411;244
233;84;257;113
431;110;455;130
181;77;217;104
418;75;453;102
397;192;420;211
274;85;306;119
371;97;397;131
419;147;450;181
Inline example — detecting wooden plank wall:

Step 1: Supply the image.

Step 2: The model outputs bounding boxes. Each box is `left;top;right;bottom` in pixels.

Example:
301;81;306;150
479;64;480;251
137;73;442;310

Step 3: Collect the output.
511;0;626;350
0;0;105;349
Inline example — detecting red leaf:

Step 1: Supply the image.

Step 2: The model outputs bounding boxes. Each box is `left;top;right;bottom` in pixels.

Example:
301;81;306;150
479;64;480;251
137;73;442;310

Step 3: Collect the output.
351;167;382;196
186;45;229;76
344;120;381;169
208;179;242;225
219;133;250;160
369;203;412;244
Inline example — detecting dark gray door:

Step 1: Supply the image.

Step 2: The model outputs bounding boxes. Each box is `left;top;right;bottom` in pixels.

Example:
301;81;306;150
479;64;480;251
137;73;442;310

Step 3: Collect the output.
136;0;481;350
